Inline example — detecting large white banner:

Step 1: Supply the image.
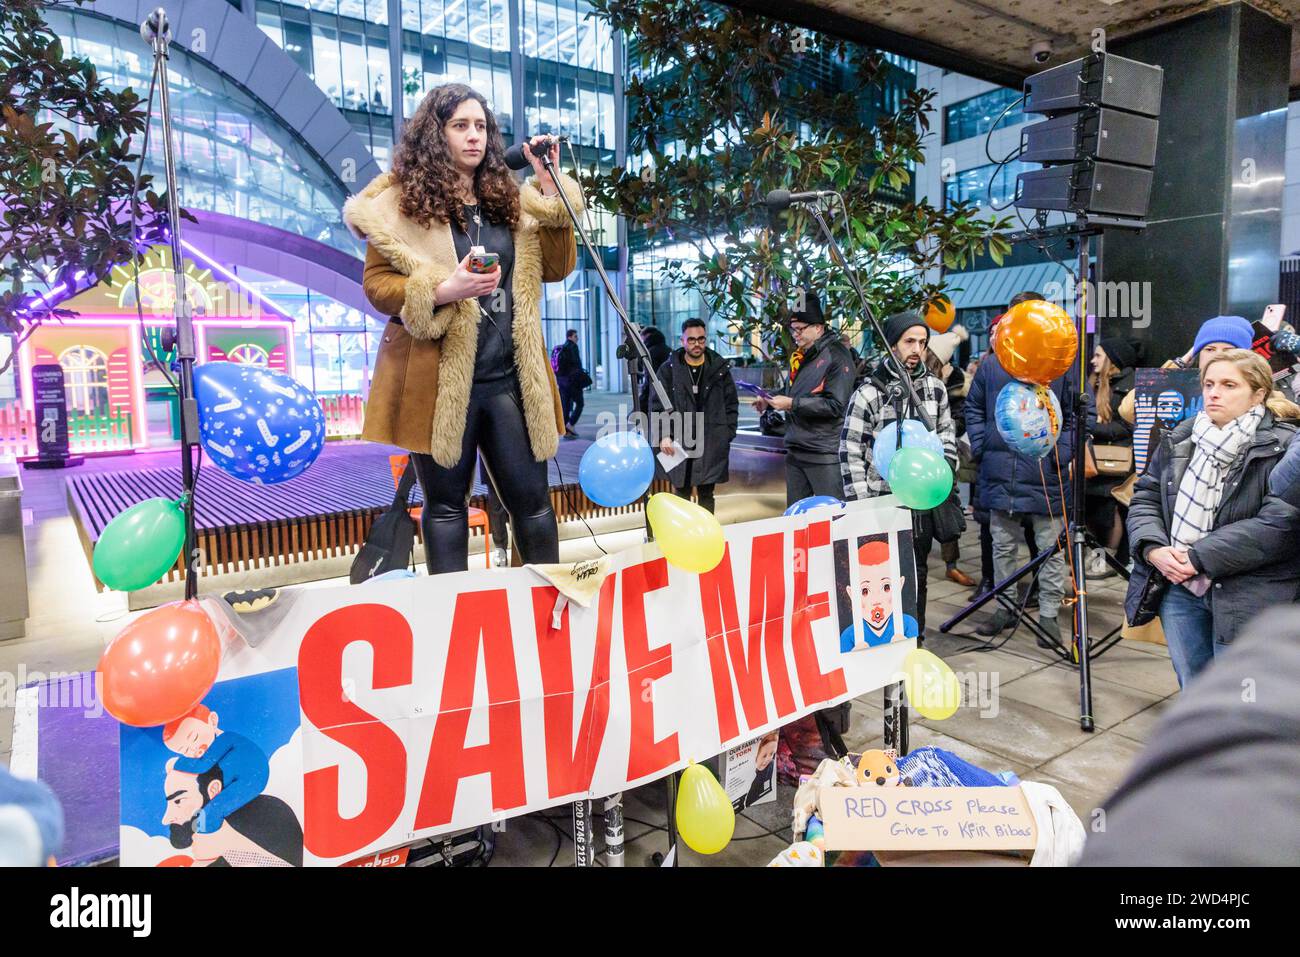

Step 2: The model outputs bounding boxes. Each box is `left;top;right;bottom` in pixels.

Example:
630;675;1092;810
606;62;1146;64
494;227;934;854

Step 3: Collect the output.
119;500;917;866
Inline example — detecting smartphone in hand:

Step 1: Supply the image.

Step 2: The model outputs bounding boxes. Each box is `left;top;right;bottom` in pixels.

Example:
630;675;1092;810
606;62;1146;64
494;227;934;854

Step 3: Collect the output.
467;252;500;273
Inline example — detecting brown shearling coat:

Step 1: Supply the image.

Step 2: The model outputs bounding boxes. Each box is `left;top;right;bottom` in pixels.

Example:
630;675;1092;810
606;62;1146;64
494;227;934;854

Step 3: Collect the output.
342;170;583;467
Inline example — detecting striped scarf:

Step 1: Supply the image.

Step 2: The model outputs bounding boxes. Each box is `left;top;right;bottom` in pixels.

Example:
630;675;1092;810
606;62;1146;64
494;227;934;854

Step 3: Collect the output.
1169;406;1264;550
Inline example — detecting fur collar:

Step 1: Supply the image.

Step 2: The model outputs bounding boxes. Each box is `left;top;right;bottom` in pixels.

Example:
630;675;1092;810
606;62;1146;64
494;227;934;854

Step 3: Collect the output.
341;169;584;468
342;169;585;263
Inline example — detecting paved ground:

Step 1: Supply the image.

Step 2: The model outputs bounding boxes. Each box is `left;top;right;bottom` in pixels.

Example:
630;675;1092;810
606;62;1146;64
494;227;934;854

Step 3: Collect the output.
0;391;1176;866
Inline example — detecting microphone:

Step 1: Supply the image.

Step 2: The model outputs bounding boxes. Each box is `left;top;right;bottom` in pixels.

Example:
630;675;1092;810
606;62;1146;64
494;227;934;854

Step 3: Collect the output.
765;188;837;211
140;7;171;44
504;136;567;171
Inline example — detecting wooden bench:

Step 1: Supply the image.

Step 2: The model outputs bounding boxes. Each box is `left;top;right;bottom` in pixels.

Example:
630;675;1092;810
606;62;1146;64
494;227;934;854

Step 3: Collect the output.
66;441;673;591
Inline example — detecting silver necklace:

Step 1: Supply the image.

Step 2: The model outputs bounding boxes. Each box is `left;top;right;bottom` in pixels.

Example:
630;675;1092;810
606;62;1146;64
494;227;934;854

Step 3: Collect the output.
464;198;482;246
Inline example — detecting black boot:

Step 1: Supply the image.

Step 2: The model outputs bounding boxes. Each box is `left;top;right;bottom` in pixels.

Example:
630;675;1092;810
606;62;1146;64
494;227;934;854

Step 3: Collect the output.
976;608;1014;637
1037;614;1061;649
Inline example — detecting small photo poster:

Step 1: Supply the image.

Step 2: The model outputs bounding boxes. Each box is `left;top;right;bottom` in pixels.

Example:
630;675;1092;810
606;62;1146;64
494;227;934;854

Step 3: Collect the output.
721;730;779;812
1132;367;1200;476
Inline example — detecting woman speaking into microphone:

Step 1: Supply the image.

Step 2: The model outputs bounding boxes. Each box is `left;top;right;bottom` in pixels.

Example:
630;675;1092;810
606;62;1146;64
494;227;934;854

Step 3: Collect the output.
343;83;583;573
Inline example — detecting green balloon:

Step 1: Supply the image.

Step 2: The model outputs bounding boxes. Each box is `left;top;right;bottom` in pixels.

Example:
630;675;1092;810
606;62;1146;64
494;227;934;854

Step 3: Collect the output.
889;447;953;511
93;497;186;592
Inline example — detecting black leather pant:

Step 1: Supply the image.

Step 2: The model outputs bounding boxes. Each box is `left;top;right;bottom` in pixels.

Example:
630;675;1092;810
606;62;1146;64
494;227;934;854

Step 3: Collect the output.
409;377;558;574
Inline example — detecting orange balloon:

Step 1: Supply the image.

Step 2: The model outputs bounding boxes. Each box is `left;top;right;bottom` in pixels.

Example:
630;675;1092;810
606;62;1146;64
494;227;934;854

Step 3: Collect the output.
924;297;955;333
99;600;221;728
992;299;1077;385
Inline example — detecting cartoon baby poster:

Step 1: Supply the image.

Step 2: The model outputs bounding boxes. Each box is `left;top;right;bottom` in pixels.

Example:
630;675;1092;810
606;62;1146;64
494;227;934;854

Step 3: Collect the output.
834;531;919;654
119;667;304;867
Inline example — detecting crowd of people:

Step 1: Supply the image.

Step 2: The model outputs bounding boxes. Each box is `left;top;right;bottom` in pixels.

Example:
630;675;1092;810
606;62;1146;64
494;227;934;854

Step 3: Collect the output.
656;285;1300;706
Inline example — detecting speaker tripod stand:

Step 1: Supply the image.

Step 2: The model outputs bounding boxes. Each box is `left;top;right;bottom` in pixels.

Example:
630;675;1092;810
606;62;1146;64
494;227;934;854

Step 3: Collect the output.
939;514;1131;663
939;212;1145;732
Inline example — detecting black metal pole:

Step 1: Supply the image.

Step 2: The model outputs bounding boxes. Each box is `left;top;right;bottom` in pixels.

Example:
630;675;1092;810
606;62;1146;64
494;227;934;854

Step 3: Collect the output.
144;8;200;602
804;201;935;433
531;147;675;862
1074;225;1096;732
535;150;672;416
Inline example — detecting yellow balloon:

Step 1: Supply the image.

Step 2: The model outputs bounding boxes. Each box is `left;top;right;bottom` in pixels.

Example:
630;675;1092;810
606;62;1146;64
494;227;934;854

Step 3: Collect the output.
646;492;726;573
676;762;736;854
899;648;962;720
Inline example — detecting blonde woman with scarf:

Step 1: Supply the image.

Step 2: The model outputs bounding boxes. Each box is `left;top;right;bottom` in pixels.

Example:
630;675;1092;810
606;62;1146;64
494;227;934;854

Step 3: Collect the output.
342;83;582;573
1126;350;1300;686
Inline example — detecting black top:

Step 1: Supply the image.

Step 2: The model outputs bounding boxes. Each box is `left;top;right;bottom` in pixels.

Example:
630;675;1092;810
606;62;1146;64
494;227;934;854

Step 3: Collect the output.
449;202;516;384
781;333;858;462
686;360;705;393
556;339;582;377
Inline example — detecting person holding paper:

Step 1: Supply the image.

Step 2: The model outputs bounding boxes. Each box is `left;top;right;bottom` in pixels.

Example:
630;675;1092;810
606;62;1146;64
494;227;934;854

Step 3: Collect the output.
649;318;738;514
1126;349;1300;687
752;287;858;504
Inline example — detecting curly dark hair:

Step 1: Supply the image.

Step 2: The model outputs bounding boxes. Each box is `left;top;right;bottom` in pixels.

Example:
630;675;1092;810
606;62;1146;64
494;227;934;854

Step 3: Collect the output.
391;83;520;233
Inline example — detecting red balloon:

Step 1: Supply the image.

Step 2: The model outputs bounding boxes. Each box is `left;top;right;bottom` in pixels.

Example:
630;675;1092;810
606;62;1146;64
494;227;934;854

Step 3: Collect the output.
992;299;1078;385
99;601;221;728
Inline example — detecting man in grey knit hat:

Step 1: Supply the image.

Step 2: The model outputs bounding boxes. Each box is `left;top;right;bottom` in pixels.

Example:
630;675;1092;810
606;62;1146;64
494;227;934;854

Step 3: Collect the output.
839;311;957;638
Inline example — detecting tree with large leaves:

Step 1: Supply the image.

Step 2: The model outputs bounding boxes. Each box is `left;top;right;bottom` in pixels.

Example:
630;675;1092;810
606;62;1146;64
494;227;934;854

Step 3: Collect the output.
1;0;173;355
584;0;1013;361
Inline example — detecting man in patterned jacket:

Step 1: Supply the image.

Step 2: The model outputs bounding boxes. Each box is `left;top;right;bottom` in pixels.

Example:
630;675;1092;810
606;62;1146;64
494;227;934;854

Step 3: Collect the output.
839;311;957;638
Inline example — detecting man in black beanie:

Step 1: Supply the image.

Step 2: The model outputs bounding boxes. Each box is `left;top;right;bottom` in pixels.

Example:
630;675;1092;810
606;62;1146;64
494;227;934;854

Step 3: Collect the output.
753;286;858;503
839;311;957;639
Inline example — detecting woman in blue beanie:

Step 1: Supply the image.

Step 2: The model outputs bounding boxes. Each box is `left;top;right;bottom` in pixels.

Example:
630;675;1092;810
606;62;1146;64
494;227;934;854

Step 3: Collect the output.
1118;316;1254;425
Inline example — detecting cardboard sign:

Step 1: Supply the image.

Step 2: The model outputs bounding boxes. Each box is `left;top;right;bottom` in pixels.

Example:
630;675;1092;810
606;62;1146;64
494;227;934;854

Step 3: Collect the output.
119;500;919;866
818;786;1037;852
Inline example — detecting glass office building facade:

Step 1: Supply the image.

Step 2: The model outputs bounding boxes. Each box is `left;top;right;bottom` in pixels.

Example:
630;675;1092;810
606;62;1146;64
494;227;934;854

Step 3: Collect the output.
249;0;622;387
30;0;622;405
944;159;1032;210
943;86;1029;144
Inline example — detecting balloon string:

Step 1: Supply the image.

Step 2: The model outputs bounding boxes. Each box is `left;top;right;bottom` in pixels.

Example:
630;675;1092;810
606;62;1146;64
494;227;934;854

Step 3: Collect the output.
1043;448;1081;603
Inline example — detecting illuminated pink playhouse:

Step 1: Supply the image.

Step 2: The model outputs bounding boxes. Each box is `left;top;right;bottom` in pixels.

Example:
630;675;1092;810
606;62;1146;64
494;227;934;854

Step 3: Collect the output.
0;245;369;458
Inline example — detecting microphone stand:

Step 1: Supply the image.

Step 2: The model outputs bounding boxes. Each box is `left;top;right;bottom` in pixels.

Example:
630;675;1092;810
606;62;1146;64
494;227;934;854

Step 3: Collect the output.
143;7;200;603
532;148;678;865
533;149;673;417
802;199;934;431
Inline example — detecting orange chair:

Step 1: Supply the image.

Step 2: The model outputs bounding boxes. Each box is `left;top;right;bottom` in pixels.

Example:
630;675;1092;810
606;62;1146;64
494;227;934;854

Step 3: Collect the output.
389;454;493;569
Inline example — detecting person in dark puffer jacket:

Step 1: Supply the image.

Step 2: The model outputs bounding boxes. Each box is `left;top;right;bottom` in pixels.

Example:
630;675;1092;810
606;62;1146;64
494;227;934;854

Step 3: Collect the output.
639;325;673;413
966;331;1085;646
1125;349;1300;688
752;287;858;504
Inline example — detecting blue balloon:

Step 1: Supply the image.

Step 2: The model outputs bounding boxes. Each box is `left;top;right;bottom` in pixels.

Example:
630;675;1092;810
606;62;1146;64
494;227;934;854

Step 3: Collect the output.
194;361;326;484
784;495;846;516
874;419;945;481
578;431;655;507
995;380;1062;459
